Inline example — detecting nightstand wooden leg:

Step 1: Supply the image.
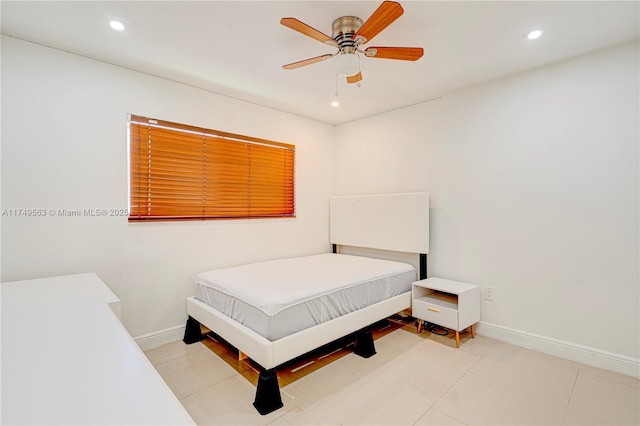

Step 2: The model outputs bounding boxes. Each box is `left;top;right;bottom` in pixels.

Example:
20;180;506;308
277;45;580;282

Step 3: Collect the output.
417;320;423;334
455;330;460;348
471;324;475;338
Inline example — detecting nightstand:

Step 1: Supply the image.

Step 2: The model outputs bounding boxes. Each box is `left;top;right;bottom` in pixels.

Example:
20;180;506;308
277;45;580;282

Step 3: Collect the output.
412;277;481;348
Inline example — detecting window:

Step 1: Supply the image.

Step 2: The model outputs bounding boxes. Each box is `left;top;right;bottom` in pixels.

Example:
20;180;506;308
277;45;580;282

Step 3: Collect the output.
128;115;295;221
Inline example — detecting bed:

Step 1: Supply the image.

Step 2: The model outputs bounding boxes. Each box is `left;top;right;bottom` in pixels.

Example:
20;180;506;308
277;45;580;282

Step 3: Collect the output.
183;192;429;415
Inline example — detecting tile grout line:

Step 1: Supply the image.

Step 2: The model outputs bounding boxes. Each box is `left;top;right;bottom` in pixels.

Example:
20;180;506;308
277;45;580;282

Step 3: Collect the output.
411;341;485;425
467;359;574;416
144;341;207;367
560;369;580;425
152;348;242;402
566;368;580;408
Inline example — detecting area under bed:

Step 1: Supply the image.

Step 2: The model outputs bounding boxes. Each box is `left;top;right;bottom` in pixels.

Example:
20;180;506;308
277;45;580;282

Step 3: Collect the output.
195;253;416;341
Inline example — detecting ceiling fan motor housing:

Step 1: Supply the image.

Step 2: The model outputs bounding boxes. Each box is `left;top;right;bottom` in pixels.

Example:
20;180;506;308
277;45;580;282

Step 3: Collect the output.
332;16;363;54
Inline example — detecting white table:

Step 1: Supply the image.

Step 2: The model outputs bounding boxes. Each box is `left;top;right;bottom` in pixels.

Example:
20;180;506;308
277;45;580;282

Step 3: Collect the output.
1;273;195;425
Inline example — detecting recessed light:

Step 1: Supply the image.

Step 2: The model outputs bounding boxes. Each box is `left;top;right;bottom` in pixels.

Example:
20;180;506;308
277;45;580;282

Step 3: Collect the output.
110;20;125;31
526;29;543;40
331;100;340;108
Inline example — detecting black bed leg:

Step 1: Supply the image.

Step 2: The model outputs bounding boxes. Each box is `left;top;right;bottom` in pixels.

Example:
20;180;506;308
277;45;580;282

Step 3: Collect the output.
253;368;283;415
354;326;376;358
183;316;204;344
420;253;427;280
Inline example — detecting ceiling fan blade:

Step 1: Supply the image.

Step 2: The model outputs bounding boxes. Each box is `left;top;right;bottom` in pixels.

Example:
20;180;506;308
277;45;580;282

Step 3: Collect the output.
354;1;404;44
282;54;334;70
280;17;338;47
346;72;363;84
364;47;424;61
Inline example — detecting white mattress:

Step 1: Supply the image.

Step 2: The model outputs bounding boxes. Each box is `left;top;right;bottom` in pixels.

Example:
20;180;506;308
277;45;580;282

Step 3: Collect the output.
195;253;416;341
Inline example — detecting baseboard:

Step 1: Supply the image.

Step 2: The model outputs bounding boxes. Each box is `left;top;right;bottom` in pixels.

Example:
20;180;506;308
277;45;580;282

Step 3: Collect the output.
134;324;185;351
476;321;640;378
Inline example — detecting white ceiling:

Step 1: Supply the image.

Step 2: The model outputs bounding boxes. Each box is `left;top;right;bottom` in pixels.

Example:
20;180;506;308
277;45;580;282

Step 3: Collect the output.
2;1;638;125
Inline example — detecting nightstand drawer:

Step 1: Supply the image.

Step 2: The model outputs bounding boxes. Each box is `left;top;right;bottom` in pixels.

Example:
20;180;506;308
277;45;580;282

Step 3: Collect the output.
412;298;458;329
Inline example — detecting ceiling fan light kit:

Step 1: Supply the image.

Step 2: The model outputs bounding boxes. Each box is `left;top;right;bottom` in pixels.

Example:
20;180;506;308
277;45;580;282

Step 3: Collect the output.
334;52;360;77
281;1;423;84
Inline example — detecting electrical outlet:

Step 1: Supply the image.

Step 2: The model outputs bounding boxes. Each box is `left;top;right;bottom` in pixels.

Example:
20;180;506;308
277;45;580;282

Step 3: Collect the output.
483;286;495;302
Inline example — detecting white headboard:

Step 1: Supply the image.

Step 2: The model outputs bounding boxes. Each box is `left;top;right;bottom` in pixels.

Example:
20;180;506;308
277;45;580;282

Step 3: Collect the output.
329;192;429;254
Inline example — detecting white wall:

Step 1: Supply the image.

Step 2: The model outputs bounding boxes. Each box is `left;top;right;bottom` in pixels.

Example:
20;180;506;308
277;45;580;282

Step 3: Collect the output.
1;36;335;339
334;41;639;364
2;35;639;373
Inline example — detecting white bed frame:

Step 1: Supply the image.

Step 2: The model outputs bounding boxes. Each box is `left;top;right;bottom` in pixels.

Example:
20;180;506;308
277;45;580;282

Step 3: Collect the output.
184;192;429;414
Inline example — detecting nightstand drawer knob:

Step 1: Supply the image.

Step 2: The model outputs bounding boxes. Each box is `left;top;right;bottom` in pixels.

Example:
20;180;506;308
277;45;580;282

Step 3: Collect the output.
427;307;440;313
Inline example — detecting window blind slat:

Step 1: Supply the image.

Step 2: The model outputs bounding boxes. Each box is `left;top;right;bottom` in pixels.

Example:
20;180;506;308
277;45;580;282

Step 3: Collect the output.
129;117;295;221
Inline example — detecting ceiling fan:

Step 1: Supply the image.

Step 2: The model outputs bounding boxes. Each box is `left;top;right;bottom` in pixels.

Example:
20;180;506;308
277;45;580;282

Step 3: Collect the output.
280;1;423;84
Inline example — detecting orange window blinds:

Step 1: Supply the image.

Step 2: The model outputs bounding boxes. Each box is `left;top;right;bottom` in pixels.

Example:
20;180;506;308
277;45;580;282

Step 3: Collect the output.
128;115;295;221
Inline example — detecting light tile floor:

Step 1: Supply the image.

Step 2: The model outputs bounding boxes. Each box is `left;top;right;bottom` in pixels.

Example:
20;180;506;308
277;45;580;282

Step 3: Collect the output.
145;327;639;425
